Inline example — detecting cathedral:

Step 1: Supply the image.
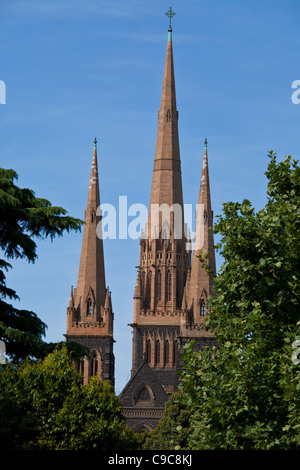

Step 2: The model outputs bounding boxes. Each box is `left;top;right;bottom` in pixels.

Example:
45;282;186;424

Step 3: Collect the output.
65;11;217;431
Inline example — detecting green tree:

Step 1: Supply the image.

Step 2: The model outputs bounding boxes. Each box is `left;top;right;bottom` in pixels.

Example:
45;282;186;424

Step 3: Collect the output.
0;344;137;450
0;168;83;361
143;392;191;450
179;152;300;450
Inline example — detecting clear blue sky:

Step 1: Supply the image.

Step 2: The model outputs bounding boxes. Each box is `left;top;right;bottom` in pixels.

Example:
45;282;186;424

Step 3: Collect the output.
1;0;299;394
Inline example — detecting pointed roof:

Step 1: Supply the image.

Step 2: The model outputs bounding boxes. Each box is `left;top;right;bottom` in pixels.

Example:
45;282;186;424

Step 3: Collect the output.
134;269;142;299
74;139;106;314
68;285;74;308
104;288;111;309
187;140;216;317
181;269;190;310
118;360;169;406
147;26;184;240
87;138;100;209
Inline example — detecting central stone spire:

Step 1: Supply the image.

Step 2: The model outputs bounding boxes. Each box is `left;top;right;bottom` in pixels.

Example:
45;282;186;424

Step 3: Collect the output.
147;17;184;242
120;14;217;431
128;22;190;385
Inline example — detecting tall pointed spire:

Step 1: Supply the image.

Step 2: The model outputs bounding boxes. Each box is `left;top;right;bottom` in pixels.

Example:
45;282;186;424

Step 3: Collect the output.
187;139;216;324
74;138;106;317
147;17;184;241
120;14;218;431
66;139;115;385
128;15;190;385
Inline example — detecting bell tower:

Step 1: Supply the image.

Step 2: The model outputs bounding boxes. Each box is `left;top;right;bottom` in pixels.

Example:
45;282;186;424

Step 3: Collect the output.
65;139;115;387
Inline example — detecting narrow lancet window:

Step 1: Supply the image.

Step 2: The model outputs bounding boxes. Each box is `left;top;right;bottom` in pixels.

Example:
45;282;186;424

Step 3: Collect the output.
87;298;92;316
155;339;160;366
164;340;169;365
146;340;152;364
156;270;162;302
166;270;171;302
90;352;98;377
200;299;206;317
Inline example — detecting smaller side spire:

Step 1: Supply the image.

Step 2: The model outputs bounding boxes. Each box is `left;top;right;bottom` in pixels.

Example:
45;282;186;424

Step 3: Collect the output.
68;285;74;308
181;269;190;311
133;269;144;322
187;139;216;324
104;287;112;309
68;139;106;326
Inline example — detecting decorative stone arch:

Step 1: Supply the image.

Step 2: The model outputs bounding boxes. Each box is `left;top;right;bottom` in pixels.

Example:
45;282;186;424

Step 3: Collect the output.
132;421;154;432
133;383;155;407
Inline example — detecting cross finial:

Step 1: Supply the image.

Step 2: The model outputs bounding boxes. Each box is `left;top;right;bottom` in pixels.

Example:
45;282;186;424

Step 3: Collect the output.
204;138;208;149
165;6;176;31
94;137;97;149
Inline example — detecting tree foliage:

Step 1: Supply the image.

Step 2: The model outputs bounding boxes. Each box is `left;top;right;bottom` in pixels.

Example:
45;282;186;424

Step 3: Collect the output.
0;168;83;361
0;345;137;450
179;152;300;449
143;392;191;450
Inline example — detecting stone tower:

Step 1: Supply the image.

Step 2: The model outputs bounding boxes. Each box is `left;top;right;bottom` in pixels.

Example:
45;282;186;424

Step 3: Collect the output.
65;139;115;387
119;15;217;431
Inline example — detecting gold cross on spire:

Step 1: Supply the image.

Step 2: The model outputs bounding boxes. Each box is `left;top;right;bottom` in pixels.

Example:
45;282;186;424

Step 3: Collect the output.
165;6;176;31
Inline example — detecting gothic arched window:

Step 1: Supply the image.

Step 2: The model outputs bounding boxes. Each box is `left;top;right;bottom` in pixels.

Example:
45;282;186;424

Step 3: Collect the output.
90;352;98;377
146;339;151;364
173;340;178;366
148;270;152;304
176;270;180;308
80;357;85;375
141;271;145;293
87;298;92;316
134;384;154;407
137;386;151;402
166;270;171;302
165;109;171;123
155;339;160;366
156;270;161;302
164;339;169;365
162;221;170;242
200;298;206;317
